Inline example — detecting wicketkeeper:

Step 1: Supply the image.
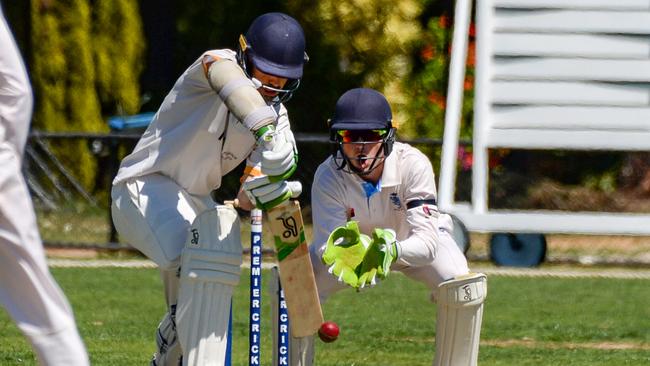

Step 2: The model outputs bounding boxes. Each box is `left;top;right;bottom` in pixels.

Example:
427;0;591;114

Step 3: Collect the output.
298;88;487;366
111;12;307;365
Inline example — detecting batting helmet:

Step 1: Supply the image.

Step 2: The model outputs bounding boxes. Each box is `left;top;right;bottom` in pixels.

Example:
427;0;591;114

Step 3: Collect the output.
237;12;308;103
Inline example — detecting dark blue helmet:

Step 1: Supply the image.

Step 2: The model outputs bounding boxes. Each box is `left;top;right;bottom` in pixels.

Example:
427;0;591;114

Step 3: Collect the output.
329;88;396;175
237;12;308;104
330;88;393;131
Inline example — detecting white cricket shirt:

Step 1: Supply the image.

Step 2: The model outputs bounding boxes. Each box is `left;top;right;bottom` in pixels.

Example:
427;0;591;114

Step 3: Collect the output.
113;49;291;196
311;142;441;265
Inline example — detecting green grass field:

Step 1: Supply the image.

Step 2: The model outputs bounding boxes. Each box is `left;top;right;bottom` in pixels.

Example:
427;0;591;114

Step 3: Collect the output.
0;266;648;365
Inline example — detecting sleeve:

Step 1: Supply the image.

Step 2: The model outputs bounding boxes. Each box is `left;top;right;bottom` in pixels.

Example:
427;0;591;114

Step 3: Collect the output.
396;151;441;265
310;162;349;254
0;9;33;157
201;51;222;78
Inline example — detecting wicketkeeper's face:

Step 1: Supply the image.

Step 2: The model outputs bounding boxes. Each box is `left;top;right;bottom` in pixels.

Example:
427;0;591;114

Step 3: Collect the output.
252;68;288;100
339;130;386;174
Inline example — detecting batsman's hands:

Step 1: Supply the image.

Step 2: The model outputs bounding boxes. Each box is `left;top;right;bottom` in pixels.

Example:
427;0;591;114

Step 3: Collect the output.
242;177;302;210
357;228;399;289
321;221;371;288
251;124;298;181
244;122;299;210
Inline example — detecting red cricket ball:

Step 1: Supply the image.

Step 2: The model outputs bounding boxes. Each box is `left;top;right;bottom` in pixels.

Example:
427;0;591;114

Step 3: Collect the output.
318;321;340;343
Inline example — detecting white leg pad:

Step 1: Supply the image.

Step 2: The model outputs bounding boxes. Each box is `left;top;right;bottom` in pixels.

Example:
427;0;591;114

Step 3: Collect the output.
433;273;487;366
176;206;243;366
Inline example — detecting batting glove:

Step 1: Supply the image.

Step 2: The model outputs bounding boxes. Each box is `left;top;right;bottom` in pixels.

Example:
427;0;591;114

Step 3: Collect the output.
243;177;302;210
357;228;399;289
252;124;298;181
321;221;371;288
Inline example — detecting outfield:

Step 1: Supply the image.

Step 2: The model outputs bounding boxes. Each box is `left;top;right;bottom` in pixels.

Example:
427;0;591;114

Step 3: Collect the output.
0;265;648;365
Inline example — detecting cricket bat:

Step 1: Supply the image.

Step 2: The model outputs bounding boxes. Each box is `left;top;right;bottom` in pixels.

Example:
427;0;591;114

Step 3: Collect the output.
266;200;324;337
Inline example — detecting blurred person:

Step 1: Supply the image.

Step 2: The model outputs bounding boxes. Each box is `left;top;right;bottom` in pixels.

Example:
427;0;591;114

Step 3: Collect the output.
300;88;487;366
110;12;308;365
0;6;89;366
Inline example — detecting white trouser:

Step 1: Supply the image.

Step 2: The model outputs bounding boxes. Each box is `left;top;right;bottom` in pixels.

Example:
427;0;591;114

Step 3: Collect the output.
0;144;89;365
111;174;216;365
307;214;472;366
111;174;215;271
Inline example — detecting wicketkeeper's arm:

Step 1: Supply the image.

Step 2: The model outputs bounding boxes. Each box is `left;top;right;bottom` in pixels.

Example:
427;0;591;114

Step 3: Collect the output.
397;158;442;265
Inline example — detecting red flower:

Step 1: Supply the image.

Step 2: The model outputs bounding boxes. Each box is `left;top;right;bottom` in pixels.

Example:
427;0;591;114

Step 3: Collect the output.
489;149;510;169
439;15;451;29
428;92;446;109
458;146;473;171
464;76;474;90
420;44;434;61
466;41;475;67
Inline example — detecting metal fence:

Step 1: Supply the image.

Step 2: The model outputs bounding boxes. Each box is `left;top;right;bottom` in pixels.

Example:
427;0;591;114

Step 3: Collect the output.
27;131;449;249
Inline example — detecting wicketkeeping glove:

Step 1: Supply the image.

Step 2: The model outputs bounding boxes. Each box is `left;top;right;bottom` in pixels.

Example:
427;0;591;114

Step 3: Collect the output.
321;221;371;288
357;228;399;288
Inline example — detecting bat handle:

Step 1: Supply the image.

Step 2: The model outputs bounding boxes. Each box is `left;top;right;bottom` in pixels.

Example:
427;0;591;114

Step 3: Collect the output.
288;181;302;198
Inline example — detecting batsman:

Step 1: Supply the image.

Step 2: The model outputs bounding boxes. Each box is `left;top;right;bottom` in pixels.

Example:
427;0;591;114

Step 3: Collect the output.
111;13;307;365
300;88;487;365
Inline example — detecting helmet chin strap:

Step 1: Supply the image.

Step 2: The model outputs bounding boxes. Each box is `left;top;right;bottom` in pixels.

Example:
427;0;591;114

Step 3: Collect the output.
256;81;300;104
334;144;387;176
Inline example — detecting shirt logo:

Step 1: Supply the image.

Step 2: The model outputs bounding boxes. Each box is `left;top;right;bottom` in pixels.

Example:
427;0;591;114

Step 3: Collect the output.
222;151;237;160
423;204;437;217
190;228;199;245
390;192;402;210
346;207;355;220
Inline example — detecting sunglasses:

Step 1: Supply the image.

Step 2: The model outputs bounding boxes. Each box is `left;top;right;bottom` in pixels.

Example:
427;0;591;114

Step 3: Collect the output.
337;129;388;143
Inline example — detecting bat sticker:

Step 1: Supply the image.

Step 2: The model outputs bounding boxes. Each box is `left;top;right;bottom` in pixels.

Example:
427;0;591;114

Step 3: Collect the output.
278;216;298;238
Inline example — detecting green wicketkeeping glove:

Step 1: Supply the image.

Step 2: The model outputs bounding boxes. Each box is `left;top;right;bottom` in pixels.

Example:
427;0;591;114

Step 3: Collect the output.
321;221;371;288
357;228;399;288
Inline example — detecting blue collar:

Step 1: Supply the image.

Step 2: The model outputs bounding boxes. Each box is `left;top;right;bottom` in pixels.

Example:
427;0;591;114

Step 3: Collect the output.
361;179;381;198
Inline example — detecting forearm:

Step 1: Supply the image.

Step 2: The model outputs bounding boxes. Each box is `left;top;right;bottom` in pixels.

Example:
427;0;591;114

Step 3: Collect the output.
398;232;437;266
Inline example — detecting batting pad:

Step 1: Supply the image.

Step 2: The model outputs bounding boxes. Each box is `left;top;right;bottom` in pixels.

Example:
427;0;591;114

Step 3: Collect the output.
433;273;487;366
176;206;243;366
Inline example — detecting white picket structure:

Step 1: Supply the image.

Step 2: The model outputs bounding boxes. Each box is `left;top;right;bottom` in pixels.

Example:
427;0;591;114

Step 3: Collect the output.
438;0;650;234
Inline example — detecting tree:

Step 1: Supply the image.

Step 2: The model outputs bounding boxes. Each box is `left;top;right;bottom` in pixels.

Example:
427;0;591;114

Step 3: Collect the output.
30;0;144;190
286;0;424;133
94;0;145;116
401;2;475;140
